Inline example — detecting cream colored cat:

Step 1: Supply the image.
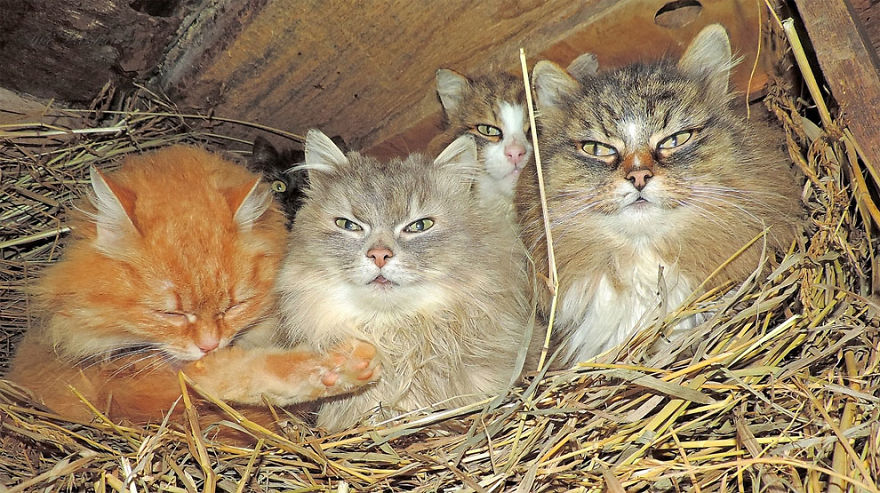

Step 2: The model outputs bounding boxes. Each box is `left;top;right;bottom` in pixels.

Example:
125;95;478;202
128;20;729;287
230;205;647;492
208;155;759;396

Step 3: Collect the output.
277;130;533;431
517;25;803;365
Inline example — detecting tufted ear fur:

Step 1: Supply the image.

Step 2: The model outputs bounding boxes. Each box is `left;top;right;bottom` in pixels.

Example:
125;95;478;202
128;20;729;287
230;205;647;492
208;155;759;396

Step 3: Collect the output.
434;134;481;186
566;53;599;80
532;60;580;110
89;166;140;256
226;177;273;231
678;24;736;98
303;128;349;174
436;68;471;113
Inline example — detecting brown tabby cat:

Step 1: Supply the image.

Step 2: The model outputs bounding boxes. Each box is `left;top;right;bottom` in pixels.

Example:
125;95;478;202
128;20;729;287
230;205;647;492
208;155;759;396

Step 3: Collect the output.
518;24;803;365
8;146;379;426
277;130;532;431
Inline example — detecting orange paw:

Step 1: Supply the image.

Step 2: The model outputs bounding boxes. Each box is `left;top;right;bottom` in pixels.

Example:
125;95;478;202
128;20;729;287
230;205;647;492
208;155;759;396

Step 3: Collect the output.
320;339;381;391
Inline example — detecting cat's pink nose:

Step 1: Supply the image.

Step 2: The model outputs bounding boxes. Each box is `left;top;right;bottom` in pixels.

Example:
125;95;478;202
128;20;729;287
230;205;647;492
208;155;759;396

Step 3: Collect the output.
505;143;526;166
196;335;220;353
627;169;654;190
367;247;393;268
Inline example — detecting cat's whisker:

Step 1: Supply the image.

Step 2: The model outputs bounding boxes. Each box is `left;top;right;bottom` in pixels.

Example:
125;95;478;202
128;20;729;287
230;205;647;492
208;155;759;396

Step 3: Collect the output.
675;199;737;231
76;345;159;371
690;184;790;198
683;195;768;228
686;192;774;219
688;195;787;218
553;189;599;201
688;187;786;204
550;201;605;227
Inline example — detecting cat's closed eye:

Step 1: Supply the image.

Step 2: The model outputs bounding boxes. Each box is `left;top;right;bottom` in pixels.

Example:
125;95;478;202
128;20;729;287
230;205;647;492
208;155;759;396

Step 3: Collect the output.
223;300;250;318
154;310;192;326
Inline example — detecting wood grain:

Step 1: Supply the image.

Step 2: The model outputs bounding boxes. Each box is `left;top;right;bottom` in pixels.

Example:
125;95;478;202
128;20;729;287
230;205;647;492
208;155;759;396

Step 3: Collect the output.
158;0;765;157
795;0;880;177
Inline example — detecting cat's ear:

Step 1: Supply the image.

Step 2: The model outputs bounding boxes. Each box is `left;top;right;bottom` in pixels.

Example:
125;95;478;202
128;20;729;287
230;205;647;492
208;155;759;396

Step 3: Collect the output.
566;53;599;80
678;24;735;97
304;128;348;173
250;136;280;172
436;69;470;112
532;60;579;109
89;166;140;255
226;177;273;231
434;134;480;180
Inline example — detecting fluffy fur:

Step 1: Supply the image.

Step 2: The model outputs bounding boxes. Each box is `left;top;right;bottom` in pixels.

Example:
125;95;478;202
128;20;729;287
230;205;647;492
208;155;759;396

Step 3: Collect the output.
517;25;803;365
277;130;533;431
8;145;378;425
434;69;533;213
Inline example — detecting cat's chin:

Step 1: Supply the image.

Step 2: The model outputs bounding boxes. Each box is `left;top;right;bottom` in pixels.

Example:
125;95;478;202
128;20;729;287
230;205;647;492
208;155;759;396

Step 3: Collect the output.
625;197;652;209
369;275;395;290
618;195;660;218
349;282;449;316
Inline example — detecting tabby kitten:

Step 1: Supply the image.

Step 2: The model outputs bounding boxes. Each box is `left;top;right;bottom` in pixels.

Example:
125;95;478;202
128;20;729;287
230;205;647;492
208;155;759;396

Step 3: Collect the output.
277;130;532;431
517;24;802;365
9;146;379;425
249;135;348;228
435;69;532;211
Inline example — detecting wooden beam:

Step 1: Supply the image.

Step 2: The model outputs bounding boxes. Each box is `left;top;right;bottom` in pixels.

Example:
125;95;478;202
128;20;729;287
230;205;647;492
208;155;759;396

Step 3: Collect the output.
158;0;766;158
794;0;880;176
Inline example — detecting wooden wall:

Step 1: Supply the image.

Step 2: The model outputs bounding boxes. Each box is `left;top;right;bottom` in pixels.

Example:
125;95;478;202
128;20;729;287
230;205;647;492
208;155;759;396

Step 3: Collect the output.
0;0;876;158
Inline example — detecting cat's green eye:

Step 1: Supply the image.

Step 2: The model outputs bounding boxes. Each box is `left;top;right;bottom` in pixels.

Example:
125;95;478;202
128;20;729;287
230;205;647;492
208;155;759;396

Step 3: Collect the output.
475;124;502;138
334;217;363;231
403;218;435;233
271;180;287;192
581;141;618;158
658;130;693;150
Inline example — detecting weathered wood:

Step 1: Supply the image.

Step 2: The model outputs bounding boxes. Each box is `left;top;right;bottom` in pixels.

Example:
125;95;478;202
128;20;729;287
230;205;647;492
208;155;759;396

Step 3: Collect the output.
795;0;880;179
0;0;190;103
851;0;880;56
158;0;766;157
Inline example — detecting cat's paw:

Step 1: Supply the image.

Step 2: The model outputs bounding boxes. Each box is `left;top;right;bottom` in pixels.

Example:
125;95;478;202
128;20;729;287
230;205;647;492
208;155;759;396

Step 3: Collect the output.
319;339;381;392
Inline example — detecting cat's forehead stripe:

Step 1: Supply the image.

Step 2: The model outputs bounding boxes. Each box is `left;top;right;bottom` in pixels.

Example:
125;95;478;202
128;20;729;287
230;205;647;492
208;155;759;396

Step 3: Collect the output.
498;102;527;135
625;121;640;143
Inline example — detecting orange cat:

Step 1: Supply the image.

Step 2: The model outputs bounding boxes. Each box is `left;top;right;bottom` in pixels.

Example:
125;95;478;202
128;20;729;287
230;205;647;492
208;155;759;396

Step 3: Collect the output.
8;145;379;427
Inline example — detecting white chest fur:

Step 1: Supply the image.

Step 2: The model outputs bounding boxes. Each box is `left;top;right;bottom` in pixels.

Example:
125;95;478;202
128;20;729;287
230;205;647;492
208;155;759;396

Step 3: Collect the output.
556;250;697;364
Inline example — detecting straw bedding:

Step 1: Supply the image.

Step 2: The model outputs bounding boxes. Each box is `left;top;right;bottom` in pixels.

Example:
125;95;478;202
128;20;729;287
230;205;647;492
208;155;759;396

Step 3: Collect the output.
1;18;878;493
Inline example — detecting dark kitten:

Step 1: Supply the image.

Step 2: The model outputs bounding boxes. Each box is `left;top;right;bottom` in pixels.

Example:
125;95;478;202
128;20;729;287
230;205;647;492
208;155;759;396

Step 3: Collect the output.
249;135;347;228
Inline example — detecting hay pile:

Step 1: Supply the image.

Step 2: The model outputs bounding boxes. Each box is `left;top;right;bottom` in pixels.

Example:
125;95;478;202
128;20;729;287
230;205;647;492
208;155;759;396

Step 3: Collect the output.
2;19;878;493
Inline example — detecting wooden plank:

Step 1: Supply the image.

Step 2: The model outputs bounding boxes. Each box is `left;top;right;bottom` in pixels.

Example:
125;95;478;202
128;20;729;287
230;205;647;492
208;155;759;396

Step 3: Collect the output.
159;0;765;157
851;0;880;56
0;0;187;103
159;0;618;153
795;0;880;177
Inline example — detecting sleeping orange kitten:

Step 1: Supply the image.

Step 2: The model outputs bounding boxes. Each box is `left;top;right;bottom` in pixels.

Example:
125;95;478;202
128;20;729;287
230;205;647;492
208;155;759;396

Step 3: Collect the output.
8;146;379;425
